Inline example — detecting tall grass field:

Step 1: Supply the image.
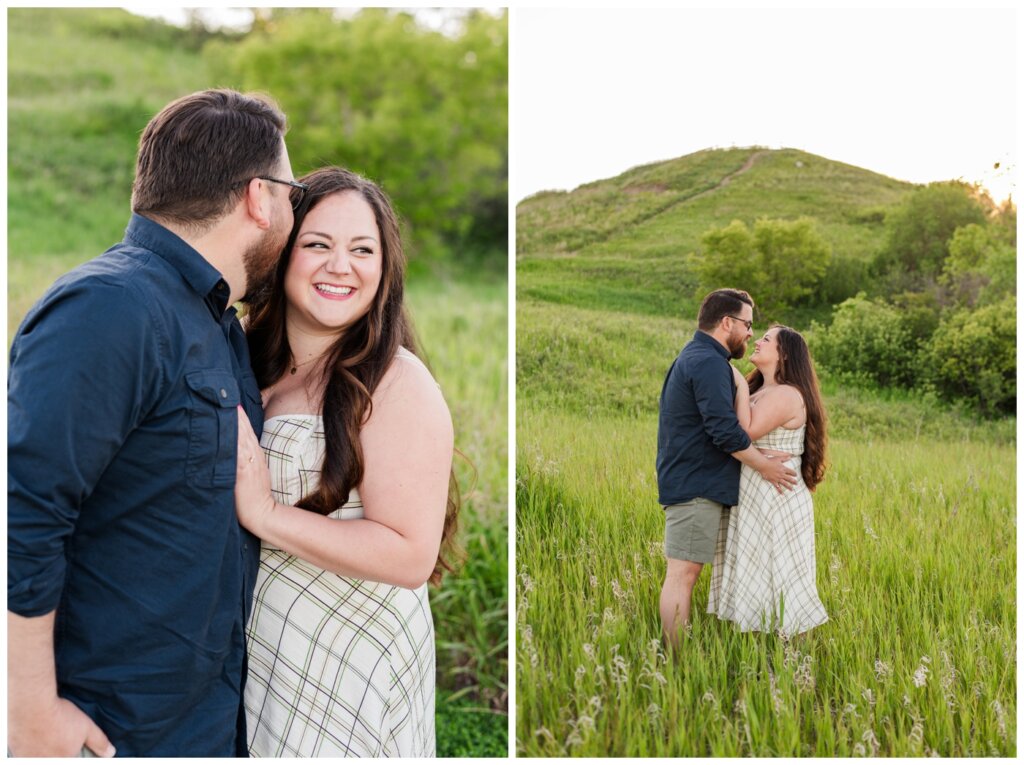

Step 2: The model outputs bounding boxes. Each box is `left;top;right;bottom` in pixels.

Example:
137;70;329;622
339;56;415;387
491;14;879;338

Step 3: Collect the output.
516;411;1014;756
516;277;1015;754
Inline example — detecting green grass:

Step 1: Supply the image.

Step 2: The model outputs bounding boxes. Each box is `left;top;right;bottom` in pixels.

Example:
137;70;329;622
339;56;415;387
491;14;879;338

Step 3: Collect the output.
407;278;509;754
516;410;1015;756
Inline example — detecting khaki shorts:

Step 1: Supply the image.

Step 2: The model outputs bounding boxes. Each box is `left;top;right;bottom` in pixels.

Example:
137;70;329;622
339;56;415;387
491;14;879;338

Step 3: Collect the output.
664;497;727;564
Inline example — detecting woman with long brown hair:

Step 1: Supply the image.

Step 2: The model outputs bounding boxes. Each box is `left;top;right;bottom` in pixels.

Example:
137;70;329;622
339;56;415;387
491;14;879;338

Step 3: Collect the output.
708;325;829;636
232;167;457;756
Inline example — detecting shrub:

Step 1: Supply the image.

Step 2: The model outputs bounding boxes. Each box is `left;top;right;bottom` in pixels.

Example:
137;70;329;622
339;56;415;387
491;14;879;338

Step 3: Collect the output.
809;293;917;388
816;254;872;306
874;181;987;280
693;217;831;315
923;296;1016;415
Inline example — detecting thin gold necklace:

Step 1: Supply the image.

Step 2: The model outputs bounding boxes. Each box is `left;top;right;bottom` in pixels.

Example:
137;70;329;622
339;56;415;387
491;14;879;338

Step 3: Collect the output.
289;354;324;375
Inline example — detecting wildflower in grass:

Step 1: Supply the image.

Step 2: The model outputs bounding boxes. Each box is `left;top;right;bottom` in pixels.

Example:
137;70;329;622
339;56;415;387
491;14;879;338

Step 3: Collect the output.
589;574;598;589
576;714;595;733
861;688;875;707
853;743;866;757
533;727;556;744
909;717;924;746
574;665;586;683
768;670;784;714
873;659;892;682
862;512;879;540
702;690;716;704
912;657;930;688
829;553;842;586
940;650;957;710
646;703;660;720
582;643;594;659
861;729;881;756
991;700;1006;741
565;729;583;748
611;579;625;601
734;698;746;716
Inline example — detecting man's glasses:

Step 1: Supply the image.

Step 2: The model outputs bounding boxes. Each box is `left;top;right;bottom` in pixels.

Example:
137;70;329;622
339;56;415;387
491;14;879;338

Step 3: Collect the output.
727;315;753;331
257;176;309;210
233;176;310;210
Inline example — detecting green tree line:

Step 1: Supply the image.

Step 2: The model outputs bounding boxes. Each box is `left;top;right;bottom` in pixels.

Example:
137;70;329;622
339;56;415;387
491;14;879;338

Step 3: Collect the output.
7;7;507;274
692;182;1016;415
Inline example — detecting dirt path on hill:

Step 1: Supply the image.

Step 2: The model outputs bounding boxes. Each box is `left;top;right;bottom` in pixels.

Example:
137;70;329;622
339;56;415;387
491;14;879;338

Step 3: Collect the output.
686;149;767;203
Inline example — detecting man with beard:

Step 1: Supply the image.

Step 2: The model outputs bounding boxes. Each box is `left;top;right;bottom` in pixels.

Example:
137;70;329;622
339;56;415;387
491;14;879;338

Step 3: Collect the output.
656;288;798;648
8;89;300;756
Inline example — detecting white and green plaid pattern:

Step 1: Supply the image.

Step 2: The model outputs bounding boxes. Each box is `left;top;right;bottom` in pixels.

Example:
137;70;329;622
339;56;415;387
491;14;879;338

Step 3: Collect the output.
707;424;829;636
244;414;436;757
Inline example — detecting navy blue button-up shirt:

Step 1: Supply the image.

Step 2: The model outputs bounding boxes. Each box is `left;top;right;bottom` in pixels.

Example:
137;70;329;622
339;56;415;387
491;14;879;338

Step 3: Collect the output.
656;331;752;507
8;213;263;756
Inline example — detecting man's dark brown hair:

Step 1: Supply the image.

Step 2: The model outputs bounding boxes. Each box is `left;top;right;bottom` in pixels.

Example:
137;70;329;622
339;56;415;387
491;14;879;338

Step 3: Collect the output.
697;288;754;331
131;89;287;230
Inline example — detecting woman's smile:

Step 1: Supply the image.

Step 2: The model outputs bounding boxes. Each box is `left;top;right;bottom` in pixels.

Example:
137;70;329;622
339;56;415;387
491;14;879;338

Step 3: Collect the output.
314;282;356;299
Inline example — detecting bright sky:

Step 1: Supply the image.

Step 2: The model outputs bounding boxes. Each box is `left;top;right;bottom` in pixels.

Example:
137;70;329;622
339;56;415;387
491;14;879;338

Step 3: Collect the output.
512;6;1017;203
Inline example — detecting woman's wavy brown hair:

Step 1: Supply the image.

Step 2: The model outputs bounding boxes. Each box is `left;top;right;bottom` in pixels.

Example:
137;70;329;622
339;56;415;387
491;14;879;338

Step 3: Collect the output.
246;167;460;585
746;325;828;491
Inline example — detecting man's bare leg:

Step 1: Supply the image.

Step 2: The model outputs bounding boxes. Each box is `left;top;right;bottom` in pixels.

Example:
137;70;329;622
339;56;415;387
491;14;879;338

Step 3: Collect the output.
660;558;703;649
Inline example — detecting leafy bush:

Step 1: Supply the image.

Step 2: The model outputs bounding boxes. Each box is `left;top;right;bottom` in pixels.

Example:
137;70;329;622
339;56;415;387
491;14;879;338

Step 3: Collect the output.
208;8;508;266
816;254;872;306
693;217;831;315
809;293;917;388
923;296;1016;415
874;181;987;281
942;223;1016;307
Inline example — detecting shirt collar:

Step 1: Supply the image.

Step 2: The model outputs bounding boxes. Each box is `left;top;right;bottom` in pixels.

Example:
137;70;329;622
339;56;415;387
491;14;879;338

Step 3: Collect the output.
123;213;225;300
693;330;731;359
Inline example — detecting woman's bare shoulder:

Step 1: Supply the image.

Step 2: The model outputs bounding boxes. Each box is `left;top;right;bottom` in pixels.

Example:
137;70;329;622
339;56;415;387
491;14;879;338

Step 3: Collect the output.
372;347;449;420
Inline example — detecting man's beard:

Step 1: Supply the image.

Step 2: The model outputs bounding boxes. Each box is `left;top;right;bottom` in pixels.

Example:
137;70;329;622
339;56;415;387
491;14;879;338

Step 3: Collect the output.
728;333;748;360
241;225;289;304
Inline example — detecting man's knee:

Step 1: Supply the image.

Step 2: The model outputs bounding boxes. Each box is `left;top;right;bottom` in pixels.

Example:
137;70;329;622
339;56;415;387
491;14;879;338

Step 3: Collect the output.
664;558;703;588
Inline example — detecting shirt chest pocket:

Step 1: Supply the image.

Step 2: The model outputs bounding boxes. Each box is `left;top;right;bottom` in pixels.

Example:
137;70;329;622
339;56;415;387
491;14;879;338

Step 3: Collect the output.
185;370;240;488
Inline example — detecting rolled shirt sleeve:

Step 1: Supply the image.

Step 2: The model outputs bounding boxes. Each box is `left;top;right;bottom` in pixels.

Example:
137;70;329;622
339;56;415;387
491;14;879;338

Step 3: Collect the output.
691;357;751;455
8;280;162;616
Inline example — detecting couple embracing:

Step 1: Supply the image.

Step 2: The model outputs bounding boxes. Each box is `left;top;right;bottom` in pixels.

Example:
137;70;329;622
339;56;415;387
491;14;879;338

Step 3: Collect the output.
9;89;455;756
657;288;829;646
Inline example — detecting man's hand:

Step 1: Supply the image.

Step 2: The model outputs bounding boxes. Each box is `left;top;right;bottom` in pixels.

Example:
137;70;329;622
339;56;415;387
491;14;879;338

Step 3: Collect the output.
8;694;115;757
758;457;798;494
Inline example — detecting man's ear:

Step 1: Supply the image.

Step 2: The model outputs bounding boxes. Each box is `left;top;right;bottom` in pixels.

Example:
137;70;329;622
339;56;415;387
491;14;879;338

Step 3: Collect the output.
244;178;272;230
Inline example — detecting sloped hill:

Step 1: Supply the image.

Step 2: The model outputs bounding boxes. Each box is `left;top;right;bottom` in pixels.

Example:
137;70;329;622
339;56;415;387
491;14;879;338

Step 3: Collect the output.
517;147;915;318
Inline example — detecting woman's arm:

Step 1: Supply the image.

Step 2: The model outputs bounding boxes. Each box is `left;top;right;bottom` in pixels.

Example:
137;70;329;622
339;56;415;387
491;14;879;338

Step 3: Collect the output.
235;357;454;589
741;385;805;442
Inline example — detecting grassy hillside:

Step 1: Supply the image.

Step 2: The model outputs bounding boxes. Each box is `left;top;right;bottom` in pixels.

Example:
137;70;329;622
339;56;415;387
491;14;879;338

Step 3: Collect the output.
7;8;214;339
517;147;913;320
